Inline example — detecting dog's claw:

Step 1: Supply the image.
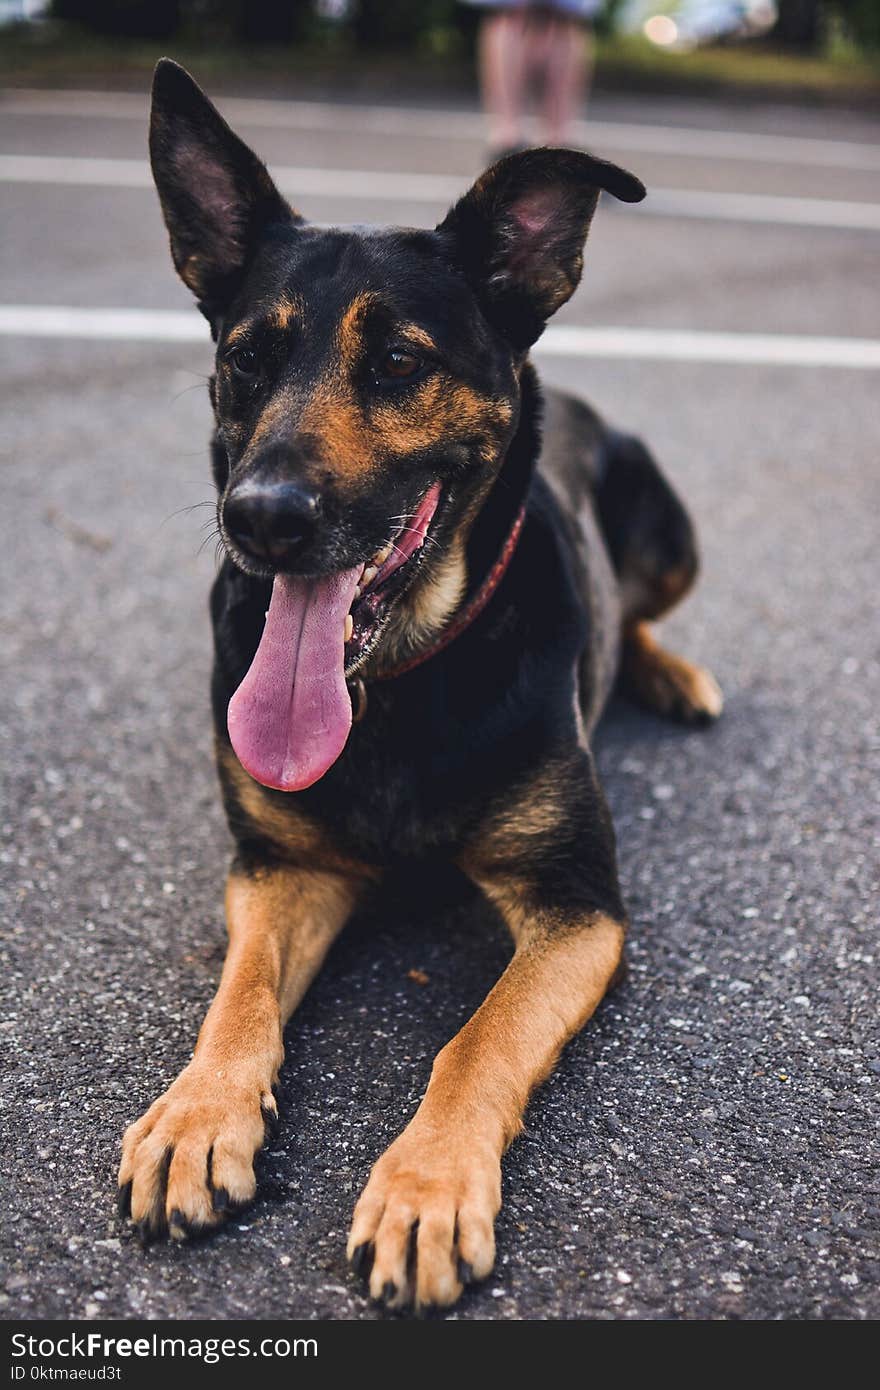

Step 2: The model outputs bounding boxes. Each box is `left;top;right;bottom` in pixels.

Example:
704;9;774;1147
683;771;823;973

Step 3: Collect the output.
260;1094;280;1139
458;1258;475;1286
116;1180;133;1221
135;1219;158;1248
350;1241;373;1279
381;1280;397;1304
211;1186;230;1213
168;1208;190;1241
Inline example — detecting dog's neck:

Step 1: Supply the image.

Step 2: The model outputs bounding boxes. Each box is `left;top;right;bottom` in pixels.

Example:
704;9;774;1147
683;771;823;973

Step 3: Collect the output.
465;360;542;591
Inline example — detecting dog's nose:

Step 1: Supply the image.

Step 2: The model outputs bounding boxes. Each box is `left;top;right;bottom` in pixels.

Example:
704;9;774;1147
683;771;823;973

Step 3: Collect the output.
224;480;322;567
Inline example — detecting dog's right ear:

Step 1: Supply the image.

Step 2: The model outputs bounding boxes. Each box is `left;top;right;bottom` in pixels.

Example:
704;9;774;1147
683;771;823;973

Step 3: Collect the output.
149;59;299;314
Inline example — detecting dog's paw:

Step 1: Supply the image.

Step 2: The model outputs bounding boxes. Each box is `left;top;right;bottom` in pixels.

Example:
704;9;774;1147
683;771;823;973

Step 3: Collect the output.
347;1124;501;1312
117;1063;277;1241
630;650;723;726
657;656;723;725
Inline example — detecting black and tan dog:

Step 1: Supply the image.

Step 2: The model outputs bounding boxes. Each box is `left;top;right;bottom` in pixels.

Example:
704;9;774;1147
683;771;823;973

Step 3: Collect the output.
118;60;723;1311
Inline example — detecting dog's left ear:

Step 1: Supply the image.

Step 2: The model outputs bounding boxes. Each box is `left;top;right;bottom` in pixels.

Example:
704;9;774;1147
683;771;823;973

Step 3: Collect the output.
437;147;645;350
149;58;299;315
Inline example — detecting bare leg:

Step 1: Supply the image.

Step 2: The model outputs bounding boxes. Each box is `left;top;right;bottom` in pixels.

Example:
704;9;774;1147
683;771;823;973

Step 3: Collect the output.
478;9;532;152
540;15;592;145
118;865;361;1237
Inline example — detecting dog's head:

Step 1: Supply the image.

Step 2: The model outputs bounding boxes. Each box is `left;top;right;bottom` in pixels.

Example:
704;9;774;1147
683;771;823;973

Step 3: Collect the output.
149;59;644;791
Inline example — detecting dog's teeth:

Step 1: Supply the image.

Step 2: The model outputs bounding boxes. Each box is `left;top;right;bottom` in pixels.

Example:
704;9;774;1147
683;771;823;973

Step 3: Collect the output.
264;611;269;621
344;613;353;643
353;584;362;601
362;564;378;588
373;543;392;566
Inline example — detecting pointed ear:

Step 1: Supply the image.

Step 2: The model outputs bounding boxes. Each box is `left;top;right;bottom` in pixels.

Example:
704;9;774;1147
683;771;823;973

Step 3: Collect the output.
436;147;645;349
149;59;299;313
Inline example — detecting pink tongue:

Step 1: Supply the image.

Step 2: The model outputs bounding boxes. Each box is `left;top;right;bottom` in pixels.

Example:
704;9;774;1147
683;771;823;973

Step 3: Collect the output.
227;565;362;792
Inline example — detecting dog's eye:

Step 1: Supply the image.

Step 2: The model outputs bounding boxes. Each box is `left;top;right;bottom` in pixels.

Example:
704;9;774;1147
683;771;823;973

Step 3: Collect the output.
229;347;259;378
378;349;423;382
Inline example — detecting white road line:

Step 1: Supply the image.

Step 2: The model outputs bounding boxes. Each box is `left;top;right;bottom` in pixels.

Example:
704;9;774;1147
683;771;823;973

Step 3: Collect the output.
2;154;879;231
2;305;879;369
539;325;880;368
0;154;152;187
0;305;202;341
644;187;880;230
0;154;464;201
4;87;880;172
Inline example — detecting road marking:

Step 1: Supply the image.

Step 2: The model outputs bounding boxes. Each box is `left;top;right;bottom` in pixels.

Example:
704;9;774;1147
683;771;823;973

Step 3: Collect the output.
643;187;880;230
2;154;879;231
3;305;879;369
4;87;880;172
0;305;203;341
0;154;464;202
539;325;880;368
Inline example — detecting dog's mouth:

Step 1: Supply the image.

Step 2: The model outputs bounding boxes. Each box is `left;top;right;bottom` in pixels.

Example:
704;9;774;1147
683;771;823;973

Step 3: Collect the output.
227;483;442;793
343;482;441;674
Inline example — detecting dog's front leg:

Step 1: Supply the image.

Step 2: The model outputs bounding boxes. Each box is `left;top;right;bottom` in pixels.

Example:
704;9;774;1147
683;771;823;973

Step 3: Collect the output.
348;902;624;1310
348;761;626;1310
118;864;359;1239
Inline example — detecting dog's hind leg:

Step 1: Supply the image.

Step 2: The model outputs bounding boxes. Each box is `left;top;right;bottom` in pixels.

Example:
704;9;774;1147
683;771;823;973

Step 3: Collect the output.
621;618;723;726
118;864;362;1240
597;430;723;725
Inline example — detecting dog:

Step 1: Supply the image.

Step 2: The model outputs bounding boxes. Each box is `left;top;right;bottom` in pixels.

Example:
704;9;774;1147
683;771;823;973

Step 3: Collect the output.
118;59;723;1312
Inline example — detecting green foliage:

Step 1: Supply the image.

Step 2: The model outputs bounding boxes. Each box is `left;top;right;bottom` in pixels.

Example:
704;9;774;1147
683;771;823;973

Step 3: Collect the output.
832;0;880;48
45;0;880;54
52;0;181;39
352;0;460;48
50;0;467;47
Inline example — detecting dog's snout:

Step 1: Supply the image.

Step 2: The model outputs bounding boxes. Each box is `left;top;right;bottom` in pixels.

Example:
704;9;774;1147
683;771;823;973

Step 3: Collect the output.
224;479;322;567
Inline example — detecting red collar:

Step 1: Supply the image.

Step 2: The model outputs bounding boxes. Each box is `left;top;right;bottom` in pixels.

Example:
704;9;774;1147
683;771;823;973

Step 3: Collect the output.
380;500;526;680
348;501;526;718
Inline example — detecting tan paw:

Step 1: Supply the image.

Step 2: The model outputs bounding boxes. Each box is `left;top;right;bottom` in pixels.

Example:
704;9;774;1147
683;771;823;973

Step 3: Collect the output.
654;655;723;724
630;650;723;725
117;1062;277;1241
347;1124;501;1311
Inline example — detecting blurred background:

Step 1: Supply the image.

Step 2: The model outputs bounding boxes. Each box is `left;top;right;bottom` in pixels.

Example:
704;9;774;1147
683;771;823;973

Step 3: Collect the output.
1;0;878;1327
1;0;879;99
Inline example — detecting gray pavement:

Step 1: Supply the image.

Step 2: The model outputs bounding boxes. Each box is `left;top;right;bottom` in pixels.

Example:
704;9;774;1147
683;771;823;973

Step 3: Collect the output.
0;83;878;1321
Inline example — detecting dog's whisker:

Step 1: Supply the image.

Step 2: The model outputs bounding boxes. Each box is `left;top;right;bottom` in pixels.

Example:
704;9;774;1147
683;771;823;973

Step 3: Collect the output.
392;526;442;550
197;526;222;559
391;536;442;558
160;500;215;527
171;382;211;404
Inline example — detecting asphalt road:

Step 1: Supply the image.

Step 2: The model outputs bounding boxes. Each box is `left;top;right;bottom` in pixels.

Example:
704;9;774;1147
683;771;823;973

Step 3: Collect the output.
1;78;878;1322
